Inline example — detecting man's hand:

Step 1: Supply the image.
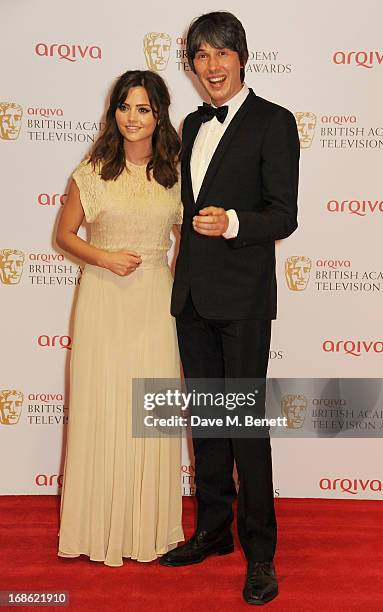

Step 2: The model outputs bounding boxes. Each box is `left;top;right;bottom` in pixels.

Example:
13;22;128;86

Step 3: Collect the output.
192;206;229;237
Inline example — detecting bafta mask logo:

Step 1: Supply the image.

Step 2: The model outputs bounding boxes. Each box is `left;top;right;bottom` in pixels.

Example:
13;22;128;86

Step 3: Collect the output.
281;394;307;429
0;249;25;285
295;112;316;148
0;390;23;425
0;102;23;141
285;256;311;291
144;32;171;71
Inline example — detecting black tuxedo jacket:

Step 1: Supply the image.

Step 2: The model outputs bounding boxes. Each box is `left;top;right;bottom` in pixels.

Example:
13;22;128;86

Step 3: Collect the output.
171;89;300;320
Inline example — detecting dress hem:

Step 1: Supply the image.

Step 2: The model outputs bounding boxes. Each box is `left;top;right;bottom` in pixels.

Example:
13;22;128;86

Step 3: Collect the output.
57;534;185;566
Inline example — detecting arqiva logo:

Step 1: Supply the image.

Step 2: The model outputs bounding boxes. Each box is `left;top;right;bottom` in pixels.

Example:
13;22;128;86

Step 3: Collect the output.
29;253;64;262
321;115;357;124
333;50;383;68
37;193;67;206
35;43;102;62
28;107;64;118
35;474;63;487
320;477;383;495
327;199;383;216
322;339;383;357
37;335;72;350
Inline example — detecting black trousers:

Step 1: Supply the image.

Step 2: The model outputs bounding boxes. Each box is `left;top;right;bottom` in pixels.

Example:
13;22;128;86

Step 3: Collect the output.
176;293;277;562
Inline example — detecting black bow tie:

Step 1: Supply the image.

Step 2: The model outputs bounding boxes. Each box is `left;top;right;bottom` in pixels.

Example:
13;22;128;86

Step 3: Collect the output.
197;102;229;124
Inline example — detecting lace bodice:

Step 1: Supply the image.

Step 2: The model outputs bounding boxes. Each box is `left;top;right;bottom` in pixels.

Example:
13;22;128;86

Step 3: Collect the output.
73;160;182;268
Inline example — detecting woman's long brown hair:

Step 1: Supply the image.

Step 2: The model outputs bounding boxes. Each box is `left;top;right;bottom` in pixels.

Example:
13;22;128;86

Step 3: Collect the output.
89;70;181;188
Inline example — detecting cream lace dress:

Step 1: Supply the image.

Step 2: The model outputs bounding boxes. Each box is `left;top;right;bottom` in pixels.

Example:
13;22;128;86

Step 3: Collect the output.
58;160;184;566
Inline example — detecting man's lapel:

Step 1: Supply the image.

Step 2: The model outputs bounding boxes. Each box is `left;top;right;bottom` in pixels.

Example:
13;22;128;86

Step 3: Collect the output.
182;116;203;210
195;90;255;210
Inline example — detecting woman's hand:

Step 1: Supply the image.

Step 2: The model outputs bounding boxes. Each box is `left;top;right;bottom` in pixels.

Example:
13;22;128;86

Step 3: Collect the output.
102;250;142;276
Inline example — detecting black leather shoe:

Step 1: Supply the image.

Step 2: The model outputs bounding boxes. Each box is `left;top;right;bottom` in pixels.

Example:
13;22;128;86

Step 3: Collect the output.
159;530;234;566
243;561;278;605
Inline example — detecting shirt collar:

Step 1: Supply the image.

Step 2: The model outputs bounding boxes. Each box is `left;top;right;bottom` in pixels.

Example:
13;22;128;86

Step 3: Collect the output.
211;83;249;122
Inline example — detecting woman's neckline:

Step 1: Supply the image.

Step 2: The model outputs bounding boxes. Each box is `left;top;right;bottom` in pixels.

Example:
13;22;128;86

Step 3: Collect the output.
126;159;148;168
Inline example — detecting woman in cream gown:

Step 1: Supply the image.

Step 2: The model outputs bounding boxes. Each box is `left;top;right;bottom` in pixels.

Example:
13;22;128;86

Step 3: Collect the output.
56;70;184;566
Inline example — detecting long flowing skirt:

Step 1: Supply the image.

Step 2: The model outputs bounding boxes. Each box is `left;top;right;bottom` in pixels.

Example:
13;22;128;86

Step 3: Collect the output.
58;264;184;566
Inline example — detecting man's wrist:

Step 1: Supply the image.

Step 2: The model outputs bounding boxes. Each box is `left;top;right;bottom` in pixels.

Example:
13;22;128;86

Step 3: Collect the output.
222;209;239;239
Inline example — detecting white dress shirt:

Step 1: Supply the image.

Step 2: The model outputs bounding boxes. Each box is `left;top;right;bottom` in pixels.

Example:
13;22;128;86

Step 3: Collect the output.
190;83;249;239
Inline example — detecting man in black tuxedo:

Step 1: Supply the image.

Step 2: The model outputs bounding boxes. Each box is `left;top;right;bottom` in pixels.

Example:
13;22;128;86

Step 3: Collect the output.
160;11;299;606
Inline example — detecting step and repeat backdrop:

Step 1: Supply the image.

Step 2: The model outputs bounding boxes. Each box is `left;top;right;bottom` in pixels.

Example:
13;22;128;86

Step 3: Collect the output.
1;0;382;499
